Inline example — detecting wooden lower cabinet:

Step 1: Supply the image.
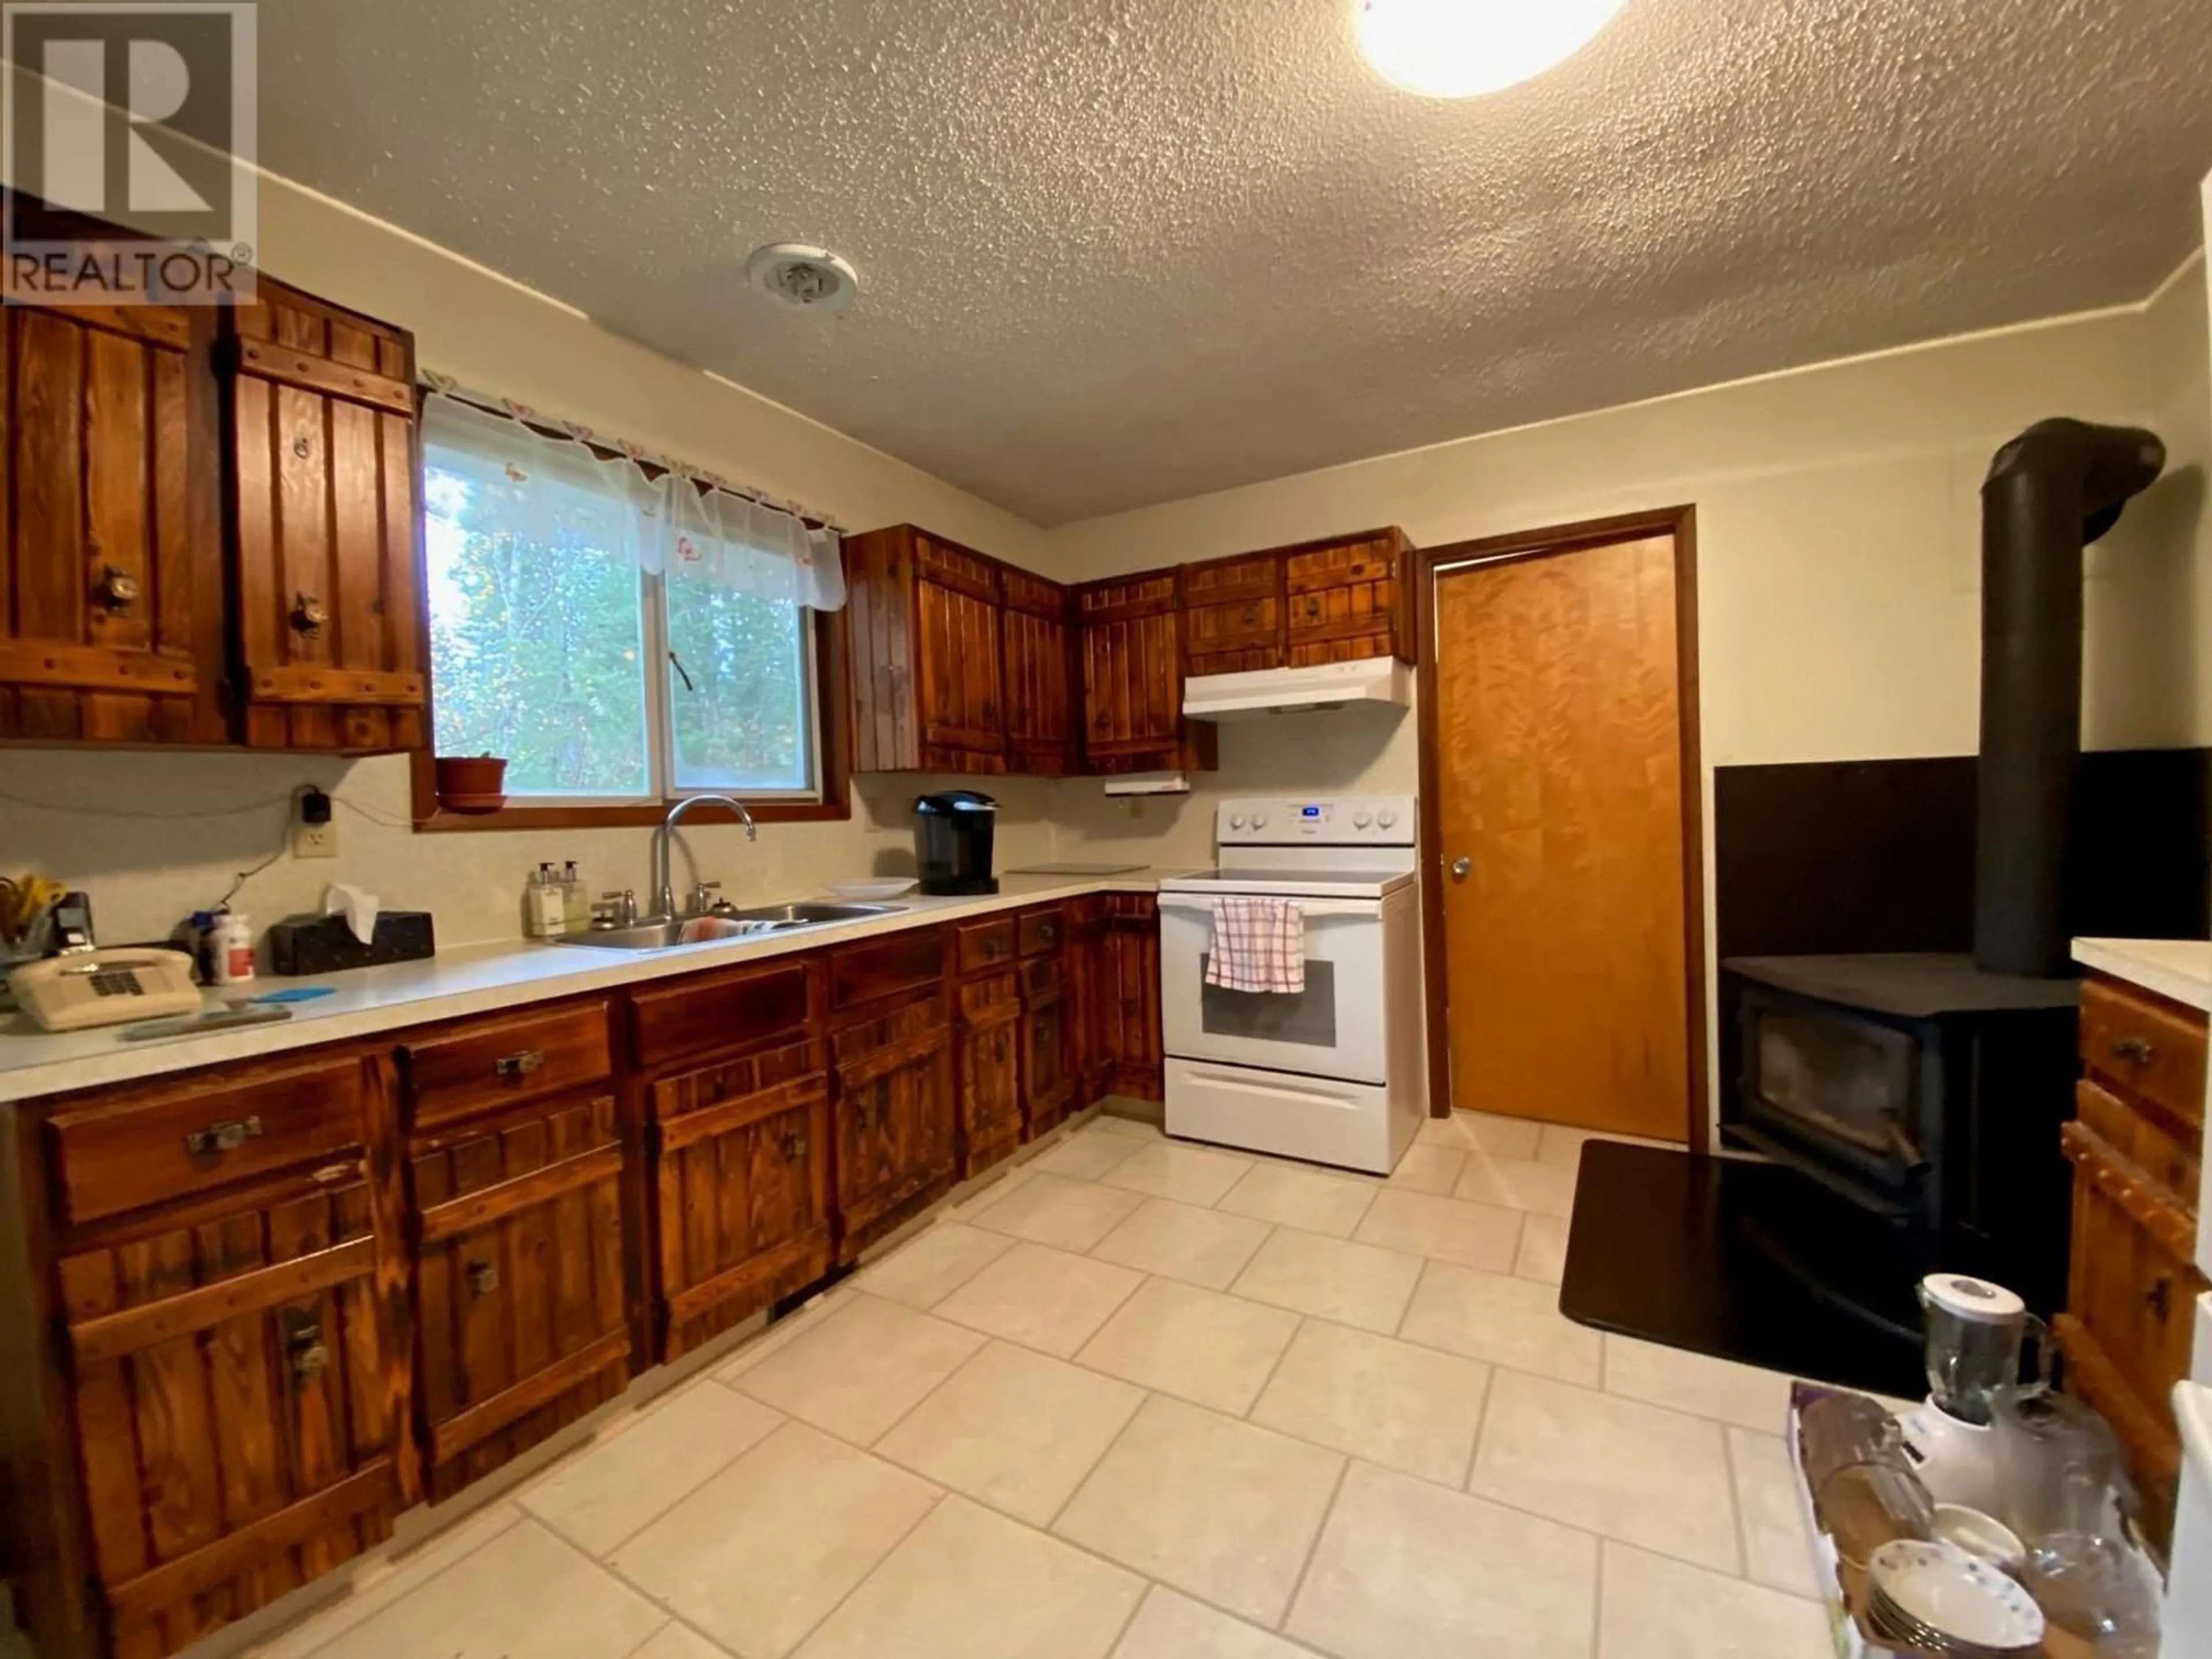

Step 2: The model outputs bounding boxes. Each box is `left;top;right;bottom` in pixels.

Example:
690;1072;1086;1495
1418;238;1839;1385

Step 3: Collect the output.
956;972;1024;1179
0;907;1165;1658
1101;895;1166;1100
829;929;960;1261
408;1091;629;1501
649;1041;832;1361
2055;971;2210;1550
4;1048;413;1659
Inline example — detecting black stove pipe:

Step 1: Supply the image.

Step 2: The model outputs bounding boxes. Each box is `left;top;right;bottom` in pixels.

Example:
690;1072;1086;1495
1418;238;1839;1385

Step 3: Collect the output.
1975;418;2165;977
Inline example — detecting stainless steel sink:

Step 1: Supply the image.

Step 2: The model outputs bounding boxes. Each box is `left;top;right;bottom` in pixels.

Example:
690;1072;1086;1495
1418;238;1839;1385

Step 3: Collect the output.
551;902;905;952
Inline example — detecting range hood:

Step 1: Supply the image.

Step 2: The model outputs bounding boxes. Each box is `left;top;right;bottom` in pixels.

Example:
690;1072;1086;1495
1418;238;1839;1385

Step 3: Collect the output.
1182;658;1413;719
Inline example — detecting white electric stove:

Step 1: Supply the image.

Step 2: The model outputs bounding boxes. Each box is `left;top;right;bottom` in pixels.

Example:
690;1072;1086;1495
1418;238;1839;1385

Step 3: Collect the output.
1158;797;1425;1173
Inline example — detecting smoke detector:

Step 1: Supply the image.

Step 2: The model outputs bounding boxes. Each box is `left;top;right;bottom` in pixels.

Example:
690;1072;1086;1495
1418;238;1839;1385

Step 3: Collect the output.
745;244;859;313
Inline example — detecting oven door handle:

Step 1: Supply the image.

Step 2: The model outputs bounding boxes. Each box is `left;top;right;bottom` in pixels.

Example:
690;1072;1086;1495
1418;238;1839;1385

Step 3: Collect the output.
1157;896;1381;922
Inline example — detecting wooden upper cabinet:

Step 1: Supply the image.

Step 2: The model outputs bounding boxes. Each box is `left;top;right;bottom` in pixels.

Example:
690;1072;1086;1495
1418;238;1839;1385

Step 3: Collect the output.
225;277;426;753
913;536;1005;762
1283;529;1415;665
1077;572;1215;774
1180;552;1284;679
0;294;226;744
845;522;1024;774
1001;565;1073;776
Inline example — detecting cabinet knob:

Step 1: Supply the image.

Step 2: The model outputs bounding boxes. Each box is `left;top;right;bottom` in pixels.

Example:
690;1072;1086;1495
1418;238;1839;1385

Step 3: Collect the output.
1242;606;1257;625
291;434;313;460
2109;1034;2156;1065
92;563;139;617
781;1131;809;1163
290;591;329;638
185;1115;263;1156
1306;598;1321;619
467;1260;501;1296
1450;857;1472;881
494;1049;546;1078
284;1312;328;1383
289;1331;329;1383
1093;711;1110;731
2147;1274;2176;1321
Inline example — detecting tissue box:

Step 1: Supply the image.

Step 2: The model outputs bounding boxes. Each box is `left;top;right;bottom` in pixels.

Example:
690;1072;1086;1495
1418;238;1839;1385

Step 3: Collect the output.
267;910;435;976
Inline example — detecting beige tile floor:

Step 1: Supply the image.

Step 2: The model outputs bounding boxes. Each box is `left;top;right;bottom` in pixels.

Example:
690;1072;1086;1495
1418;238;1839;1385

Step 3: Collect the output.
241;1112;1832;1659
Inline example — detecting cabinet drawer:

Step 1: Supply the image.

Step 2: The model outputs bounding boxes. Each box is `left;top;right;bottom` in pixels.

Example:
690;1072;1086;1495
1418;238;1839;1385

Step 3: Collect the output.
1018;907;1066;957
400;999;613;1129
48;1054;367;1226
955;918;1017;975
2080;975;2207;1130
2076;1079;2200;1215
832;928;947;1010
630;955;821;1069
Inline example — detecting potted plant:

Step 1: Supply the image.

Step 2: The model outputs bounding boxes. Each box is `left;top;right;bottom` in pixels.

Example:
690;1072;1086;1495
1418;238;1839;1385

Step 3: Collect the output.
433;753;508;814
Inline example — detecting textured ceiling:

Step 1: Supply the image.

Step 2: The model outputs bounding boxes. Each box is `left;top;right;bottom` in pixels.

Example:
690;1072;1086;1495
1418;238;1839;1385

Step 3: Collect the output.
253;0;2212;525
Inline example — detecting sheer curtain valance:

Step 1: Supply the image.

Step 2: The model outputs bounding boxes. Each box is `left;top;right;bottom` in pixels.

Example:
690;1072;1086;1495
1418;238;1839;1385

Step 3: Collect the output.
420;380;847;611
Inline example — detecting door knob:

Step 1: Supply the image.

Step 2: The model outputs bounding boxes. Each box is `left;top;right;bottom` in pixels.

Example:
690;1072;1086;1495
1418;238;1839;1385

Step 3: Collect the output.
1450;857;1472;881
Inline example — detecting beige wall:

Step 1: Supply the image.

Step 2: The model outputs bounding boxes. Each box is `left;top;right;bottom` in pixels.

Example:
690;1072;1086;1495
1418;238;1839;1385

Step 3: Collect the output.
1043;266;2212;887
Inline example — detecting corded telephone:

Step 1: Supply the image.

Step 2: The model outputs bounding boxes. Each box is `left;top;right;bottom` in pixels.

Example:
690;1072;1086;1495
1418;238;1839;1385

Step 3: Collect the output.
9;948;204;1033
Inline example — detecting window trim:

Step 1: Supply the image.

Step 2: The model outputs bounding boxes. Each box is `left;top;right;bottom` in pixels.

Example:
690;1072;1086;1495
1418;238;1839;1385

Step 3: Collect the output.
410;604;853;832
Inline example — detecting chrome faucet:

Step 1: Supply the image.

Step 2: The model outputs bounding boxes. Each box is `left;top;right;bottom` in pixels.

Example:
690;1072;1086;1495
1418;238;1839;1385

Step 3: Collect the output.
652;794;756;919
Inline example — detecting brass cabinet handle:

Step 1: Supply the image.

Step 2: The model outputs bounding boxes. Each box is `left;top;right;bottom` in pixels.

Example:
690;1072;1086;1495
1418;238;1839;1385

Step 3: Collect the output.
290;591;329;637
2110;1034;2156;1065
494;1049;546;1078
781;1131;809;1163
467;1260;500;1296
93;563;139;616
185;1115;263;1156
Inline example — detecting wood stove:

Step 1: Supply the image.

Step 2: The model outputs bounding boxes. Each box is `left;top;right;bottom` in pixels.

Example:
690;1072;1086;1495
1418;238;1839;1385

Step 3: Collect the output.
1725;954;2079;1310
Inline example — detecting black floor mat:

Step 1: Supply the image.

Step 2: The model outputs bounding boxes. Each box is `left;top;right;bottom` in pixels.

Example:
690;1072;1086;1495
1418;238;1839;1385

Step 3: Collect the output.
1559;1141;1929;1399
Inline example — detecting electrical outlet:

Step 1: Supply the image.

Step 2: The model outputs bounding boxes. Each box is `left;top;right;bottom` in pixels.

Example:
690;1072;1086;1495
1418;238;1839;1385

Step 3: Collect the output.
292;789;338;859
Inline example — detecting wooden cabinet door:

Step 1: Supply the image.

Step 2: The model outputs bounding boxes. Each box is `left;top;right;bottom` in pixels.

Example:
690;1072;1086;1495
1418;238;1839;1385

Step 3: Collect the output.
56;1174;406;1658
227;278;426;753
1103;897;1165;1100
1001;567;1071;775
1181;553;1284;679
410;1094;629;1499
1021;958;1074;1139
830;988;958;1258
1079;574;1183;767
0;296;225;744
1285;533;1411;665
958;975;1022;1178
1065;898;1111;1109
650;1035;832;1359
914;536;1005;763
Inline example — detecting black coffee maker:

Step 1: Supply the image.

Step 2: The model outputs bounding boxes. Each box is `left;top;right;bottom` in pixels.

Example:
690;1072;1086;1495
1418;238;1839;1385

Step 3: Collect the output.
914;791;999;895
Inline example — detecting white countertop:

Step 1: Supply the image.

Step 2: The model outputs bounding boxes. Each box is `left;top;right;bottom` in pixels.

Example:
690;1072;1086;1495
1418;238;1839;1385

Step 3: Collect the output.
0;873;1177;1105
2072;937;2212;1013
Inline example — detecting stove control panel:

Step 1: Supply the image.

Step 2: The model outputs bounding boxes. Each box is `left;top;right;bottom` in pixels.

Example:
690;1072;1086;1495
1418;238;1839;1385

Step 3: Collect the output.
1216;797;1416;844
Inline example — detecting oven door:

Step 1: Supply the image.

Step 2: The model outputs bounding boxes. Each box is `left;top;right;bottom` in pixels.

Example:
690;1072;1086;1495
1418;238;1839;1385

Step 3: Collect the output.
1158;893;1388;1084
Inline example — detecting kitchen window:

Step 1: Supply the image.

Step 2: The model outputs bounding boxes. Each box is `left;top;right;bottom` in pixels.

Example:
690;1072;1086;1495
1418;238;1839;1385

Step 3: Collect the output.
414;390;850;828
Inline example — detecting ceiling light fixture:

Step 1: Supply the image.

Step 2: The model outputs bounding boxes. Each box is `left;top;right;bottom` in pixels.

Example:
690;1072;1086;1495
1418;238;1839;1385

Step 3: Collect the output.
745;243;859;312
1354;0;1625;98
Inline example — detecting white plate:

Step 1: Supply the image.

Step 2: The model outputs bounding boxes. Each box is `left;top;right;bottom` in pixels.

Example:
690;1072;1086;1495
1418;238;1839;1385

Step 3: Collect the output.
824;878;918;900
1869;1538;2044;1649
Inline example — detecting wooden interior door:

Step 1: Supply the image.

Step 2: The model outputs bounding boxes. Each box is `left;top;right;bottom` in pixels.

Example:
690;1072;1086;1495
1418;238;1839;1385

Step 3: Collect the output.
1430;532;1694;1141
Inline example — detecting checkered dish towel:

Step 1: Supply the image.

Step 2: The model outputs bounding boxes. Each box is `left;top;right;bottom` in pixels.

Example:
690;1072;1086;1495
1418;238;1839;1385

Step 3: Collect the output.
1205;897;1306;994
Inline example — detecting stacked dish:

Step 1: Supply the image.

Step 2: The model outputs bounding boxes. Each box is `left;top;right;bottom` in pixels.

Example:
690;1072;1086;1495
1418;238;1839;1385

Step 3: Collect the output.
1865;1539;2044;1655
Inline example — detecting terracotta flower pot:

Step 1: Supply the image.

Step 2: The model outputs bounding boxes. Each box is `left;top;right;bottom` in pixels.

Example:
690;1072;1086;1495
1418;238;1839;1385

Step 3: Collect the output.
434;755;508;814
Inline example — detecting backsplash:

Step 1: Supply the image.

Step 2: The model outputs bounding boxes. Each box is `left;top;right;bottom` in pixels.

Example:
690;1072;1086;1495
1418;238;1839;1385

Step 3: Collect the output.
0;749;1063;952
